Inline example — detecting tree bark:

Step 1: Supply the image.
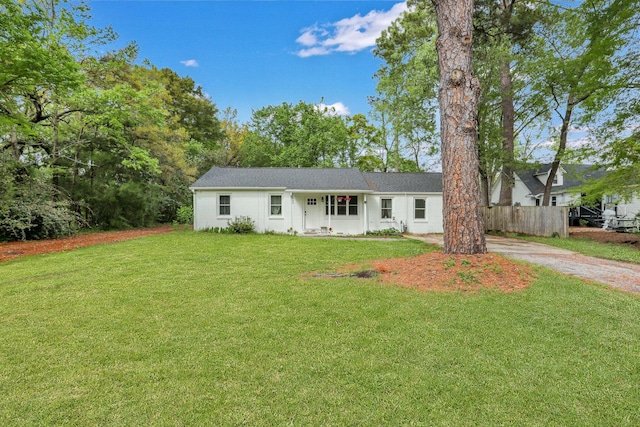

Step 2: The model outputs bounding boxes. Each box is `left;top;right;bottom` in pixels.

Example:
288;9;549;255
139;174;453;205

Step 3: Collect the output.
433;0;487;254
543;96;574;206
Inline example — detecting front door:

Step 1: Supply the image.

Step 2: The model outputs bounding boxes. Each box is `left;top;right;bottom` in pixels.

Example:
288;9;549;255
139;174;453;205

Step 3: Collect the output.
304;196;323;230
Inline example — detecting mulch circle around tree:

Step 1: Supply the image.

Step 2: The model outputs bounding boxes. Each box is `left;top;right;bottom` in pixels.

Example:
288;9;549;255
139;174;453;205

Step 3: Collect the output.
328;252;536;294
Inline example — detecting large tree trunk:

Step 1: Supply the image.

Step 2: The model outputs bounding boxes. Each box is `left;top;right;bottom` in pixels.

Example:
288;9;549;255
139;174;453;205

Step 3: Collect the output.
433;0;487;254
498;56;515;206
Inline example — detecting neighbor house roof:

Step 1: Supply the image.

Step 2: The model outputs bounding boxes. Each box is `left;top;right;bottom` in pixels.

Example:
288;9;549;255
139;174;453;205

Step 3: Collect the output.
516;163;606;195
190;167;443;194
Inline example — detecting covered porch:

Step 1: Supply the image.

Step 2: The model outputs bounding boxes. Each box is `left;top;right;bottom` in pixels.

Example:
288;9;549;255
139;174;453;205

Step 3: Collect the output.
289;191;371;235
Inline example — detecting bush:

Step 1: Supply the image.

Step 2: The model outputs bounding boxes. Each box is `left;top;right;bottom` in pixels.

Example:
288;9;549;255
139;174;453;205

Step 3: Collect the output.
227;216;255;234
175;206;193;225
365;228;403;237
0;167;84;241
0;198;83;241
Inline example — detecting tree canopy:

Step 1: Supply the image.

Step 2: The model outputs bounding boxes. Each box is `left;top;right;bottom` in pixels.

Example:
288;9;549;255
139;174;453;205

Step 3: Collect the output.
0;0;223;239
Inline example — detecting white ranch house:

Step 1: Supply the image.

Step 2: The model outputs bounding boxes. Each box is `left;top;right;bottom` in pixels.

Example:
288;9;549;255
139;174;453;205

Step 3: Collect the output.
190;167;444;235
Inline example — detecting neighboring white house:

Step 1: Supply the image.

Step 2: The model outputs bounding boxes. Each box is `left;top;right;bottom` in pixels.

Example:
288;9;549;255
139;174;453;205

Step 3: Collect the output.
491;163;609;207
491;163;640;226
190;167;444;235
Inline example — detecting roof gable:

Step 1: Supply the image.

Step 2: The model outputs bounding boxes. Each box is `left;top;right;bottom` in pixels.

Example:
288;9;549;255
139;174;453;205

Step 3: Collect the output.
515;163;606;194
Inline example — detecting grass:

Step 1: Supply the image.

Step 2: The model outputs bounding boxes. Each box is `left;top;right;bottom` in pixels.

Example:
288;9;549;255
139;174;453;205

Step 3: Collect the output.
1;231;639;426
510;233;640;264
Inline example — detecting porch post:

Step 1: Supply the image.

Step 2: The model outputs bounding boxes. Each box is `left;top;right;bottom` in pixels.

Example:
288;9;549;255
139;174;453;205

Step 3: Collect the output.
363;194;368;234
328;194;332;231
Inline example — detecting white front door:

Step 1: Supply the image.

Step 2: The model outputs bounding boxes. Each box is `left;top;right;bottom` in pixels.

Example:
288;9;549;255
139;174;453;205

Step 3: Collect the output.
304;196;323;230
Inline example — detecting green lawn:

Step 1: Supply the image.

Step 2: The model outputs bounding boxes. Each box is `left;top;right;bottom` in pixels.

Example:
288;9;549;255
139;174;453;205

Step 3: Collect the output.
1;232;639;426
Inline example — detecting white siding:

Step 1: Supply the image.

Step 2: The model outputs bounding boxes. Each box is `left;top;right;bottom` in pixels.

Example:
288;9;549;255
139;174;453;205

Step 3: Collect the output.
194;190;444;234
613;195;640;219
367;194;443;234
491;176;535;206
193;190;290;233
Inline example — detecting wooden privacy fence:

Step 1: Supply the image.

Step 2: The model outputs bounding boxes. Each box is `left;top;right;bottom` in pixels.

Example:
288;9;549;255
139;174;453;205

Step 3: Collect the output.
482;206;569;238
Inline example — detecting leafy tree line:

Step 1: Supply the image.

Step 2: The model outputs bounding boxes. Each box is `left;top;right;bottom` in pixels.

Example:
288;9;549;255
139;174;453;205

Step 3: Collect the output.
374;0;640;209
0;0;224;240
0;0;420;241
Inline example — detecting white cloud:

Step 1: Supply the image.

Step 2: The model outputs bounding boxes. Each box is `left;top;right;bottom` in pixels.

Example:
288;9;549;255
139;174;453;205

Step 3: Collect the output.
316;102;351;117
295;2;408;57
180;59;199;67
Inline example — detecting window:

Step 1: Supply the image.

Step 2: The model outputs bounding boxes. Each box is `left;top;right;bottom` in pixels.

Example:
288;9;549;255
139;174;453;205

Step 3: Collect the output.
307;198;317;205
219;195;230;216
414;198;426;219
325;195;358;216
381;198;392;219
551;196;557;206
270;195;282;216
348;196;358;215
325;196;334;215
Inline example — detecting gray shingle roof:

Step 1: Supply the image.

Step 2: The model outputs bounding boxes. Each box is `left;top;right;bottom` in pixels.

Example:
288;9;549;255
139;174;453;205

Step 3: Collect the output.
516;163;607;194
190;167;372;191
363;172;443;193
190;167;444;193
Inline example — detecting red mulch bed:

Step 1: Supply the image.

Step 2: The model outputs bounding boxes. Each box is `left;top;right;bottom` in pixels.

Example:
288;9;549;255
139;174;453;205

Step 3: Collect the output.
337;252;536;294
0;226;175;263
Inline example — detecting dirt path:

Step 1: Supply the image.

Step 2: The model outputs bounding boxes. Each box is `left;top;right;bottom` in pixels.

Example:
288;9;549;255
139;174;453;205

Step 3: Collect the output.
410;234;640;294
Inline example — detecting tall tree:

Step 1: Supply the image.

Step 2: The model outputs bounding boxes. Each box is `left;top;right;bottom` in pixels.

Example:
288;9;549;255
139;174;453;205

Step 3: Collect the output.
241;101;350;168
374;2;440;171
474;0;532;205
533;0;639;206
432;0;487;254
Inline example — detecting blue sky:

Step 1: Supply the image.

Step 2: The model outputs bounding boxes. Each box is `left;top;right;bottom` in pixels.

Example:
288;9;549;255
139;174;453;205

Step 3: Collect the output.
89;1;408;123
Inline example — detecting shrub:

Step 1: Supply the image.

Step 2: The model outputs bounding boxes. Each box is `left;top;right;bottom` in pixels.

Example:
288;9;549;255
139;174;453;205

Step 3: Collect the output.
0;198;83;241
175;206;193;225
365;228;403;237
226;216;255;234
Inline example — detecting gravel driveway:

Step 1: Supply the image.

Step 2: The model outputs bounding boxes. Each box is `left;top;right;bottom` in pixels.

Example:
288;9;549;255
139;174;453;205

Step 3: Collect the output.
411;235;640;294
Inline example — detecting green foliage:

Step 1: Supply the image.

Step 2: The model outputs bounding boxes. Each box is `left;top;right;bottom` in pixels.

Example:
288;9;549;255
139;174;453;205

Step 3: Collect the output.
365;228;403;237
0;168;83;241
175;206;193;225
527;0;640;204
372;2;440;171
241;101;352;168
0;1;224;237
226;216;256;234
